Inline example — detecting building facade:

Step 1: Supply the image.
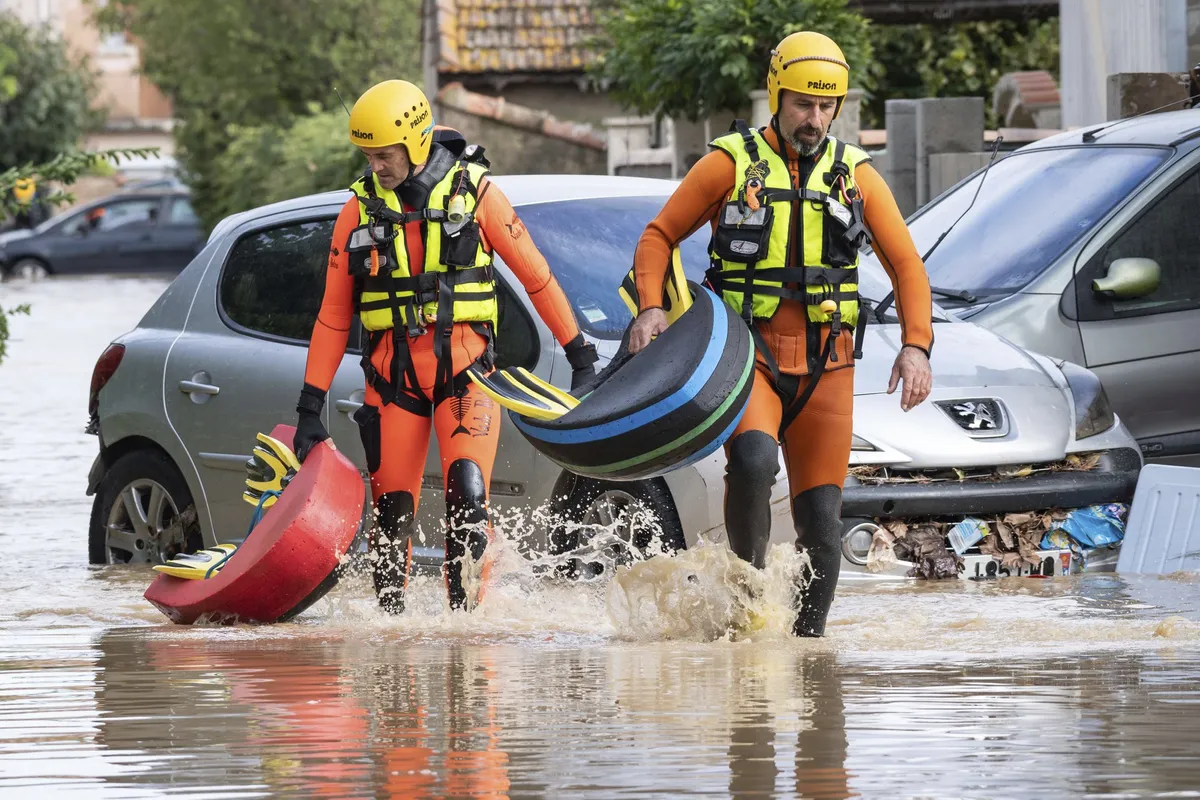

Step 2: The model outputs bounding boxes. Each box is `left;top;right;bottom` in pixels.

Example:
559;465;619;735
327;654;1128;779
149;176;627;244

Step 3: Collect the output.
0;0;174;164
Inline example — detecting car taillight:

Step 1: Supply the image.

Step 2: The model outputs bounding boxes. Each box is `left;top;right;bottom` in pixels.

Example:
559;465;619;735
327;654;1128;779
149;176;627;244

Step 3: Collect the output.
89;344;126;418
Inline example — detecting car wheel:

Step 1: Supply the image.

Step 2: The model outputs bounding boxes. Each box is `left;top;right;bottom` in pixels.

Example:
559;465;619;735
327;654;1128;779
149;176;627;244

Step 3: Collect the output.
546;471;686;579
5;258;51;282
89;450;202;565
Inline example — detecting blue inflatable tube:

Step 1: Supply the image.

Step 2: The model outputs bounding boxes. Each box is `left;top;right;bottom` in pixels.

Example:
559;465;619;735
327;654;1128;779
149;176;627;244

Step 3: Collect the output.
511;283;754;481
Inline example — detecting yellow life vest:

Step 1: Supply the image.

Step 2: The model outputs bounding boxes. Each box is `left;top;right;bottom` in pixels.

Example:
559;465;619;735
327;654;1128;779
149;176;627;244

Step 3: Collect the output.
705;121;872;330
346;160;497;334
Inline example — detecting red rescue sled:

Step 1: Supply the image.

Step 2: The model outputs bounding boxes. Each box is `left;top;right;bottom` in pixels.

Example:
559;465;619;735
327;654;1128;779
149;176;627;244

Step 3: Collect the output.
144;424;364;624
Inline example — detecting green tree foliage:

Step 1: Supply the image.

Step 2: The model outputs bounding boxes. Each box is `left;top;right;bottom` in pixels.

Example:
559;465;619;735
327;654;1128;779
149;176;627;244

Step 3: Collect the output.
1;148;156;221
207;106;365;228
595;1;1059;131
97;0;421;229
864;17;1059;128
0;11;101;171
593;0;872;122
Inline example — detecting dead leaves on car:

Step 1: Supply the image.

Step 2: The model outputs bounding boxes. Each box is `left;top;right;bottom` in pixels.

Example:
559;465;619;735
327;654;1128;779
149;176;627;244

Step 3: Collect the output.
848;452;1101;485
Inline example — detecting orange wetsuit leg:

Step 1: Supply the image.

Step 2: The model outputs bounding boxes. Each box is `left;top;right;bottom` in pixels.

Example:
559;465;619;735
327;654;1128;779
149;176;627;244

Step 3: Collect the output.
432;376;501;609
722;366;784;567
780;366;854;637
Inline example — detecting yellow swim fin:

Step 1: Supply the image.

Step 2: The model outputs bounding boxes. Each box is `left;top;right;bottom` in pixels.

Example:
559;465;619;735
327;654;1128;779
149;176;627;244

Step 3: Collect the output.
243;432;301;508
618;245;694;324
467;366;577;421
153;543;239;580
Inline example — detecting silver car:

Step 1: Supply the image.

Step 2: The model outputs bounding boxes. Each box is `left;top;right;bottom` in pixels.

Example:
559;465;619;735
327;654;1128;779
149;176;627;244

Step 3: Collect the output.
86;175;1141;578
881;108;1200;467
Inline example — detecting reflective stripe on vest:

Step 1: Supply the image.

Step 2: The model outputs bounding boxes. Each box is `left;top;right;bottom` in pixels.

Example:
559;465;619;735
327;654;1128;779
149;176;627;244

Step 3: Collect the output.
349;162;498;332
708;128;870;327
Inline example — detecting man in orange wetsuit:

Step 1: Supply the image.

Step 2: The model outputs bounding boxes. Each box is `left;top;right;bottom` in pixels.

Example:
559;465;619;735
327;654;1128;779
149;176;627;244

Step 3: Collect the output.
293;81;596;614
629;33;934;637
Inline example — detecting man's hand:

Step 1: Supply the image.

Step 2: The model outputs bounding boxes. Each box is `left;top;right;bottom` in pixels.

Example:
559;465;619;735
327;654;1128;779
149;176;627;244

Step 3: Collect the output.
628;308;669;354
887;346;932;412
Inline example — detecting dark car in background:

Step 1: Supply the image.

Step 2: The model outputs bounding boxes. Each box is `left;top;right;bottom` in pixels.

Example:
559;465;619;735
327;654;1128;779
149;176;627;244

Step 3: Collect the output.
0;188;204;279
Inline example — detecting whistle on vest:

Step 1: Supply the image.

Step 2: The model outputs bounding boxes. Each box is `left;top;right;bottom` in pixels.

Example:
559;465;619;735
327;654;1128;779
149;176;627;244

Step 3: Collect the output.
744;178;764;212
368;247;381;277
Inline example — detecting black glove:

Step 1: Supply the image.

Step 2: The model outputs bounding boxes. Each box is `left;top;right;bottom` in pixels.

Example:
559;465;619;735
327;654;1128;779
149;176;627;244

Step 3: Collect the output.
293;383;330;463
564;333;599;391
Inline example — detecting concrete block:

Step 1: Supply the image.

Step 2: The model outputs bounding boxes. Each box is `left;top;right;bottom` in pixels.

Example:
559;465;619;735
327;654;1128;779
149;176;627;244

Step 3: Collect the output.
928;152;994;202
830;88;863;147
1106;72;1193;120
884;99;918;218
1191;0;1200;69
750;90;771;129
915;97;984;207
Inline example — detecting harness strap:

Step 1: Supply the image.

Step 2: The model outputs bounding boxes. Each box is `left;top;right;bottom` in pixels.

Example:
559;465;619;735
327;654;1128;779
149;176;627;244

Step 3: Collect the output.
777;330;837;440
360;330;433;418
732;119;760;163
710;266;857;286
758;187;828;205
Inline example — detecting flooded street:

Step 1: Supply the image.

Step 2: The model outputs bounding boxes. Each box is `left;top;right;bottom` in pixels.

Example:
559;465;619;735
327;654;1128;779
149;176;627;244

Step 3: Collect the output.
4;276;1200;798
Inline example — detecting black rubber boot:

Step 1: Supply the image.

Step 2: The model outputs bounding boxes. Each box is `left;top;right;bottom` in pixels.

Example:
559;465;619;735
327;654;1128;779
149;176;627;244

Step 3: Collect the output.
372;491;416;615
791;485;844;637
445;459;490;610
724;431;781;569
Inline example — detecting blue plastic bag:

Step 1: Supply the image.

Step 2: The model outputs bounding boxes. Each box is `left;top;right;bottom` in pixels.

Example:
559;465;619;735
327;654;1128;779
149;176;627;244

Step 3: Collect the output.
1041;503;1128;551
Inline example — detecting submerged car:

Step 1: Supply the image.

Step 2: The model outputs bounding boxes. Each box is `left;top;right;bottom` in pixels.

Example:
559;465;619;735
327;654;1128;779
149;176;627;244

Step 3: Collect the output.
86;175;1141;579
0;188;203;279
879;108;1200;467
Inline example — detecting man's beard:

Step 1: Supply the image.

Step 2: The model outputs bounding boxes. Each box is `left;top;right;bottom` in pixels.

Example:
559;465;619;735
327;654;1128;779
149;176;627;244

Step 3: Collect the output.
787;125;826;157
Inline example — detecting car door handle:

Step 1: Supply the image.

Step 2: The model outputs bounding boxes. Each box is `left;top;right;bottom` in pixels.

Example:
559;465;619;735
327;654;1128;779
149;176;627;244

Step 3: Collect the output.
336;398;362;414
179;380;220;396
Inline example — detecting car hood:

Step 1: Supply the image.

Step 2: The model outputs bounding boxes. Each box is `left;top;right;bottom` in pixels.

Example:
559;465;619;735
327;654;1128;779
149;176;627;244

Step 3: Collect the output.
0;229;33;247
854;321;1056;395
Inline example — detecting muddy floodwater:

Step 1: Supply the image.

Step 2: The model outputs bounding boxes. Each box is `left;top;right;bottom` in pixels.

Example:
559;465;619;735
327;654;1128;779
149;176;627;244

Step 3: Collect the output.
3;276;1200;799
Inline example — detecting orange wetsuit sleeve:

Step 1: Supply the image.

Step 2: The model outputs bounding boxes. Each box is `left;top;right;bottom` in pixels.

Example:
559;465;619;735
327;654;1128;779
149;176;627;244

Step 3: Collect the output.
855;162;934;355
302;197;358;392
476;178;581;348
633;149;734;312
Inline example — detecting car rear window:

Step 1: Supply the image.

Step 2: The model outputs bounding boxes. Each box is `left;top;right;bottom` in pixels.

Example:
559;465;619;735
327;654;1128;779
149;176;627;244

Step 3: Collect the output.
219;218;334;343
513;196;710;339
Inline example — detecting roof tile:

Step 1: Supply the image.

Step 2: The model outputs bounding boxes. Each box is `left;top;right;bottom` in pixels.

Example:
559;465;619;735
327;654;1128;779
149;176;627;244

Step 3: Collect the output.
439;0;600;74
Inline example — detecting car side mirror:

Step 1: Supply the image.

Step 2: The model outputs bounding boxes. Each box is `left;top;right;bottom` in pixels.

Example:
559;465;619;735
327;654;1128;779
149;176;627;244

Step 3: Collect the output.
1092;257;1160;300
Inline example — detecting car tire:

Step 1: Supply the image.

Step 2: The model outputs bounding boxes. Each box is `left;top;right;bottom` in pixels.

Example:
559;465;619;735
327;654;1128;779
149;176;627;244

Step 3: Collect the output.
4;258;51;281
546;471;686;579
89;449;202;565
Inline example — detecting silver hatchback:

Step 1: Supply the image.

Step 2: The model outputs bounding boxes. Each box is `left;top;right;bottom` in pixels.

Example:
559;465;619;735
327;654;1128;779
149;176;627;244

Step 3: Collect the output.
883;109;1200;467
86;175;1142;578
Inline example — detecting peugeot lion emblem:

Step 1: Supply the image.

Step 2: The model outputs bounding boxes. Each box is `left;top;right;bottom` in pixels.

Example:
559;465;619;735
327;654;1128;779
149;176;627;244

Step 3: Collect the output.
936;399;1009;438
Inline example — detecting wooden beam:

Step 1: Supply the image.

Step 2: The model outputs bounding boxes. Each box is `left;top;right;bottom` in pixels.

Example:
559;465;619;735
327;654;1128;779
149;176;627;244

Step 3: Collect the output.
849;0;1058;24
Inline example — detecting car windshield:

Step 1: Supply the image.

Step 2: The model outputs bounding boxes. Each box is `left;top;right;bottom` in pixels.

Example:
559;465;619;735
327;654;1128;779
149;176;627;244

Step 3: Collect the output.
859;145;1169;298
517;195;941;339
515;196;711;339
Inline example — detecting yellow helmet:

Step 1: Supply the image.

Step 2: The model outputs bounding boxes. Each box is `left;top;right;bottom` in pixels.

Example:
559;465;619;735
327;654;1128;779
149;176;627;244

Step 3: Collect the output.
13;178;36;205
767;31;850;118
348;80;434;165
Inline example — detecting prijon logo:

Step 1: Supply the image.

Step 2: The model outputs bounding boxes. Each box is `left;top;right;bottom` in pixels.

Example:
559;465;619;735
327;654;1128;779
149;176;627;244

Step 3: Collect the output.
409;108;429;129
351;129;374;141
807;80;837;91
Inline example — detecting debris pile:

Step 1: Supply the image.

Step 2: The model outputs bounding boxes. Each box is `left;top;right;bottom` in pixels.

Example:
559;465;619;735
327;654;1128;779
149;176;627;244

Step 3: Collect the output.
866;503;1129;580
867;522;963;579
